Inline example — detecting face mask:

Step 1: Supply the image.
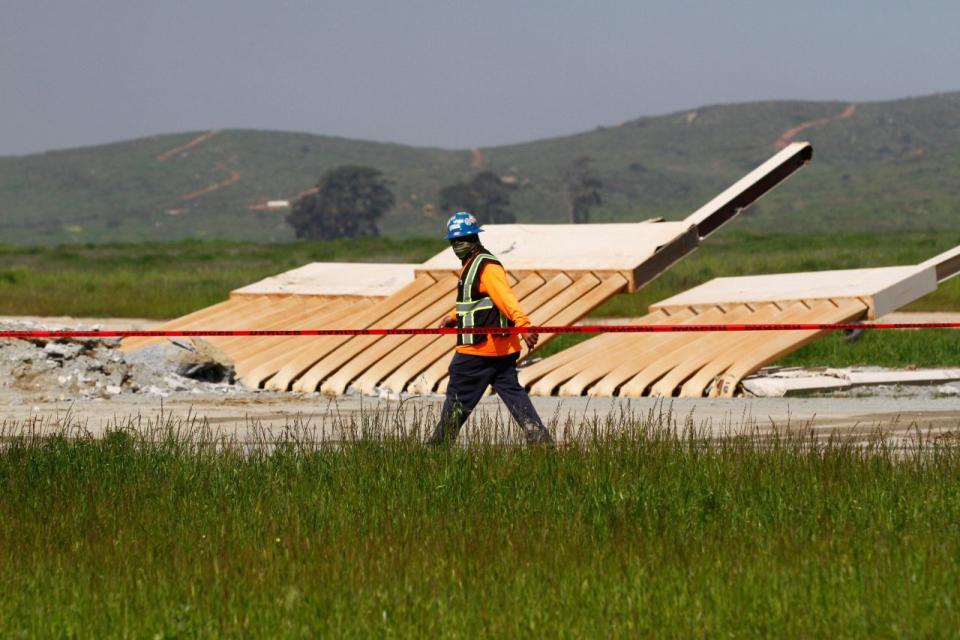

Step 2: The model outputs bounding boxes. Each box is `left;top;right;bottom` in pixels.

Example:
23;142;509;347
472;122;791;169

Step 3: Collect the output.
451;239;479;260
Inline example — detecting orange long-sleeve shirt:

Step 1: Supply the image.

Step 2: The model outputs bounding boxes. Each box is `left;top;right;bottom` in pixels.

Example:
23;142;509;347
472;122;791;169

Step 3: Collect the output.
451;261;531;357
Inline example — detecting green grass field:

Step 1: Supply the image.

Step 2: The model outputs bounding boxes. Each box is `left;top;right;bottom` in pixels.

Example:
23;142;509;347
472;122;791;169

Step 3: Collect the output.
2;230;958;369
2;420;959;637
3;233;958;636
2;231;959;318
0;237;445;318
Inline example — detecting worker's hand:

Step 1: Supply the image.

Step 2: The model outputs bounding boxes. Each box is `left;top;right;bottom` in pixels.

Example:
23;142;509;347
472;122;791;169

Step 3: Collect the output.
521;332;539;350
440;316;457;329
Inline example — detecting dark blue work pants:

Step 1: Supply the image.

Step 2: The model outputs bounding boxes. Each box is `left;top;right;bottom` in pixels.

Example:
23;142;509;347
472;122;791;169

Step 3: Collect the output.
429;352;553;445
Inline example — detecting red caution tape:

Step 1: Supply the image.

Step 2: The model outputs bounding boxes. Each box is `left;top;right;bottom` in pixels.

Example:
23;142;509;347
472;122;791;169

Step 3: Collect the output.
0;323;958;340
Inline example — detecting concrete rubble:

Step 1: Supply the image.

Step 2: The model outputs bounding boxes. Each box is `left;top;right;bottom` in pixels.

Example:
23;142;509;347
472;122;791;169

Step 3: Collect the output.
0;321;241;400
742;366;960;398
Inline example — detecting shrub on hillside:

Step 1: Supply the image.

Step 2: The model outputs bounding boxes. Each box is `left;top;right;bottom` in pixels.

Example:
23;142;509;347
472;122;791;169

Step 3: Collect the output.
287;166;394;240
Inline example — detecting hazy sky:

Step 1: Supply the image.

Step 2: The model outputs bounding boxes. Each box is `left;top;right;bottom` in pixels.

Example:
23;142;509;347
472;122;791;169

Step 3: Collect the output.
2;0;959;155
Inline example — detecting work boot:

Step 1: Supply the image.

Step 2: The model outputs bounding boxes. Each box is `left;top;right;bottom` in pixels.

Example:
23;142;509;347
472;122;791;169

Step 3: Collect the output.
524;423;555;447
426;421;458;446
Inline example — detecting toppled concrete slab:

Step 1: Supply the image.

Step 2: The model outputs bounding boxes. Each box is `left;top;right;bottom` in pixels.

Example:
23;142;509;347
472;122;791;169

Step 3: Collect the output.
0;321;242;400
231;262;416;299
743;366;960;397
653;266;936;320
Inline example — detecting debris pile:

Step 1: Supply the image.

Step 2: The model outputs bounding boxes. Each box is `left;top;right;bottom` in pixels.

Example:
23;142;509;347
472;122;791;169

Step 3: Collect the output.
0;321;239;399
742;366;960;398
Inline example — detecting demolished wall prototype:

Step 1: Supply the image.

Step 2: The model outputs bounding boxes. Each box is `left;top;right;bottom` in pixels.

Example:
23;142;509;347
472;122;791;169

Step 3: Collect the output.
122;142;812;395
120;263;417;353
521;245;960;398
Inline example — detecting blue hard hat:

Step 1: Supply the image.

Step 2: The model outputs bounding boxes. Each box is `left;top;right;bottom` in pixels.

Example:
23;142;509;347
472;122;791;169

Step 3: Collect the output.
445;211;483;239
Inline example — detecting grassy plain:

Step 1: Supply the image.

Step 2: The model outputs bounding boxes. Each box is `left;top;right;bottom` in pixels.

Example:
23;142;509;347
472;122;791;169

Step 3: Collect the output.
2;230;958;368
0;237;445;318
2;421;959;637
3;231;960;318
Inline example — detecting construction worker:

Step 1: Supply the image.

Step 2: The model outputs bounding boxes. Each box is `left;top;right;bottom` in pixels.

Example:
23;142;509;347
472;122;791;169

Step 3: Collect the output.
427;212;554;446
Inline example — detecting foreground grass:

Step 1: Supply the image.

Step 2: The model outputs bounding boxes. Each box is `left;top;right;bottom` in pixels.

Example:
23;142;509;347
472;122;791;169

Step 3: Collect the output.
2;421;959;637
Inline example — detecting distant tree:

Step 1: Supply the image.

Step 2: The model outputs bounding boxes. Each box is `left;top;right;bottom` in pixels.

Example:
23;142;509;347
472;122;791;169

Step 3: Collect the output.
565;156;603;224
438;182;479;218
287;166;394;240
471;172;516;224
438;171;516;224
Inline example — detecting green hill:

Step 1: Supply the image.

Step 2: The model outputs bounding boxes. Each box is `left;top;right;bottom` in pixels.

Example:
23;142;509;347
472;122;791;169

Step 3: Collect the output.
2;92;959;244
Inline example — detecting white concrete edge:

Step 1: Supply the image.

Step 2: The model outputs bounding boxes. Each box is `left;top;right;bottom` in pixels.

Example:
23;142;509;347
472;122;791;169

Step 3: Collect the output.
870;266;937;318
682;141;812;229
920;245;960;283
649;263;939;320
231;262;418;297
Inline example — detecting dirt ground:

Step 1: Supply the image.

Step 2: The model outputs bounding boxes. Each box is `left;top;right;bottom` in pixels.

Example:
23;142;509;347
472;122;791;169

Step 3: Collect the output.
3;315;960;446
4;390;960;446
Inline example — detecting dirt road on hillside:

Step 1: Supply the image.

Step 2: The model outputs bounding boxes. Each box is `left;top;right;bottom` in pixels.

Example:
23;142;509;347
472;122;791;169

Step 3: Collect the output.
776;104;857;148
157;130;221;161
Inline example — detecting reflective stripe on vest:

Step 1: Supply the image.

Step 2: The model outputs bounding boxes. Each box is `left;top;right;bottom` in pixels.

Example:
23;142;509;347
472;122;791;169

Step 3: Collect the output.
457;253;510;346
